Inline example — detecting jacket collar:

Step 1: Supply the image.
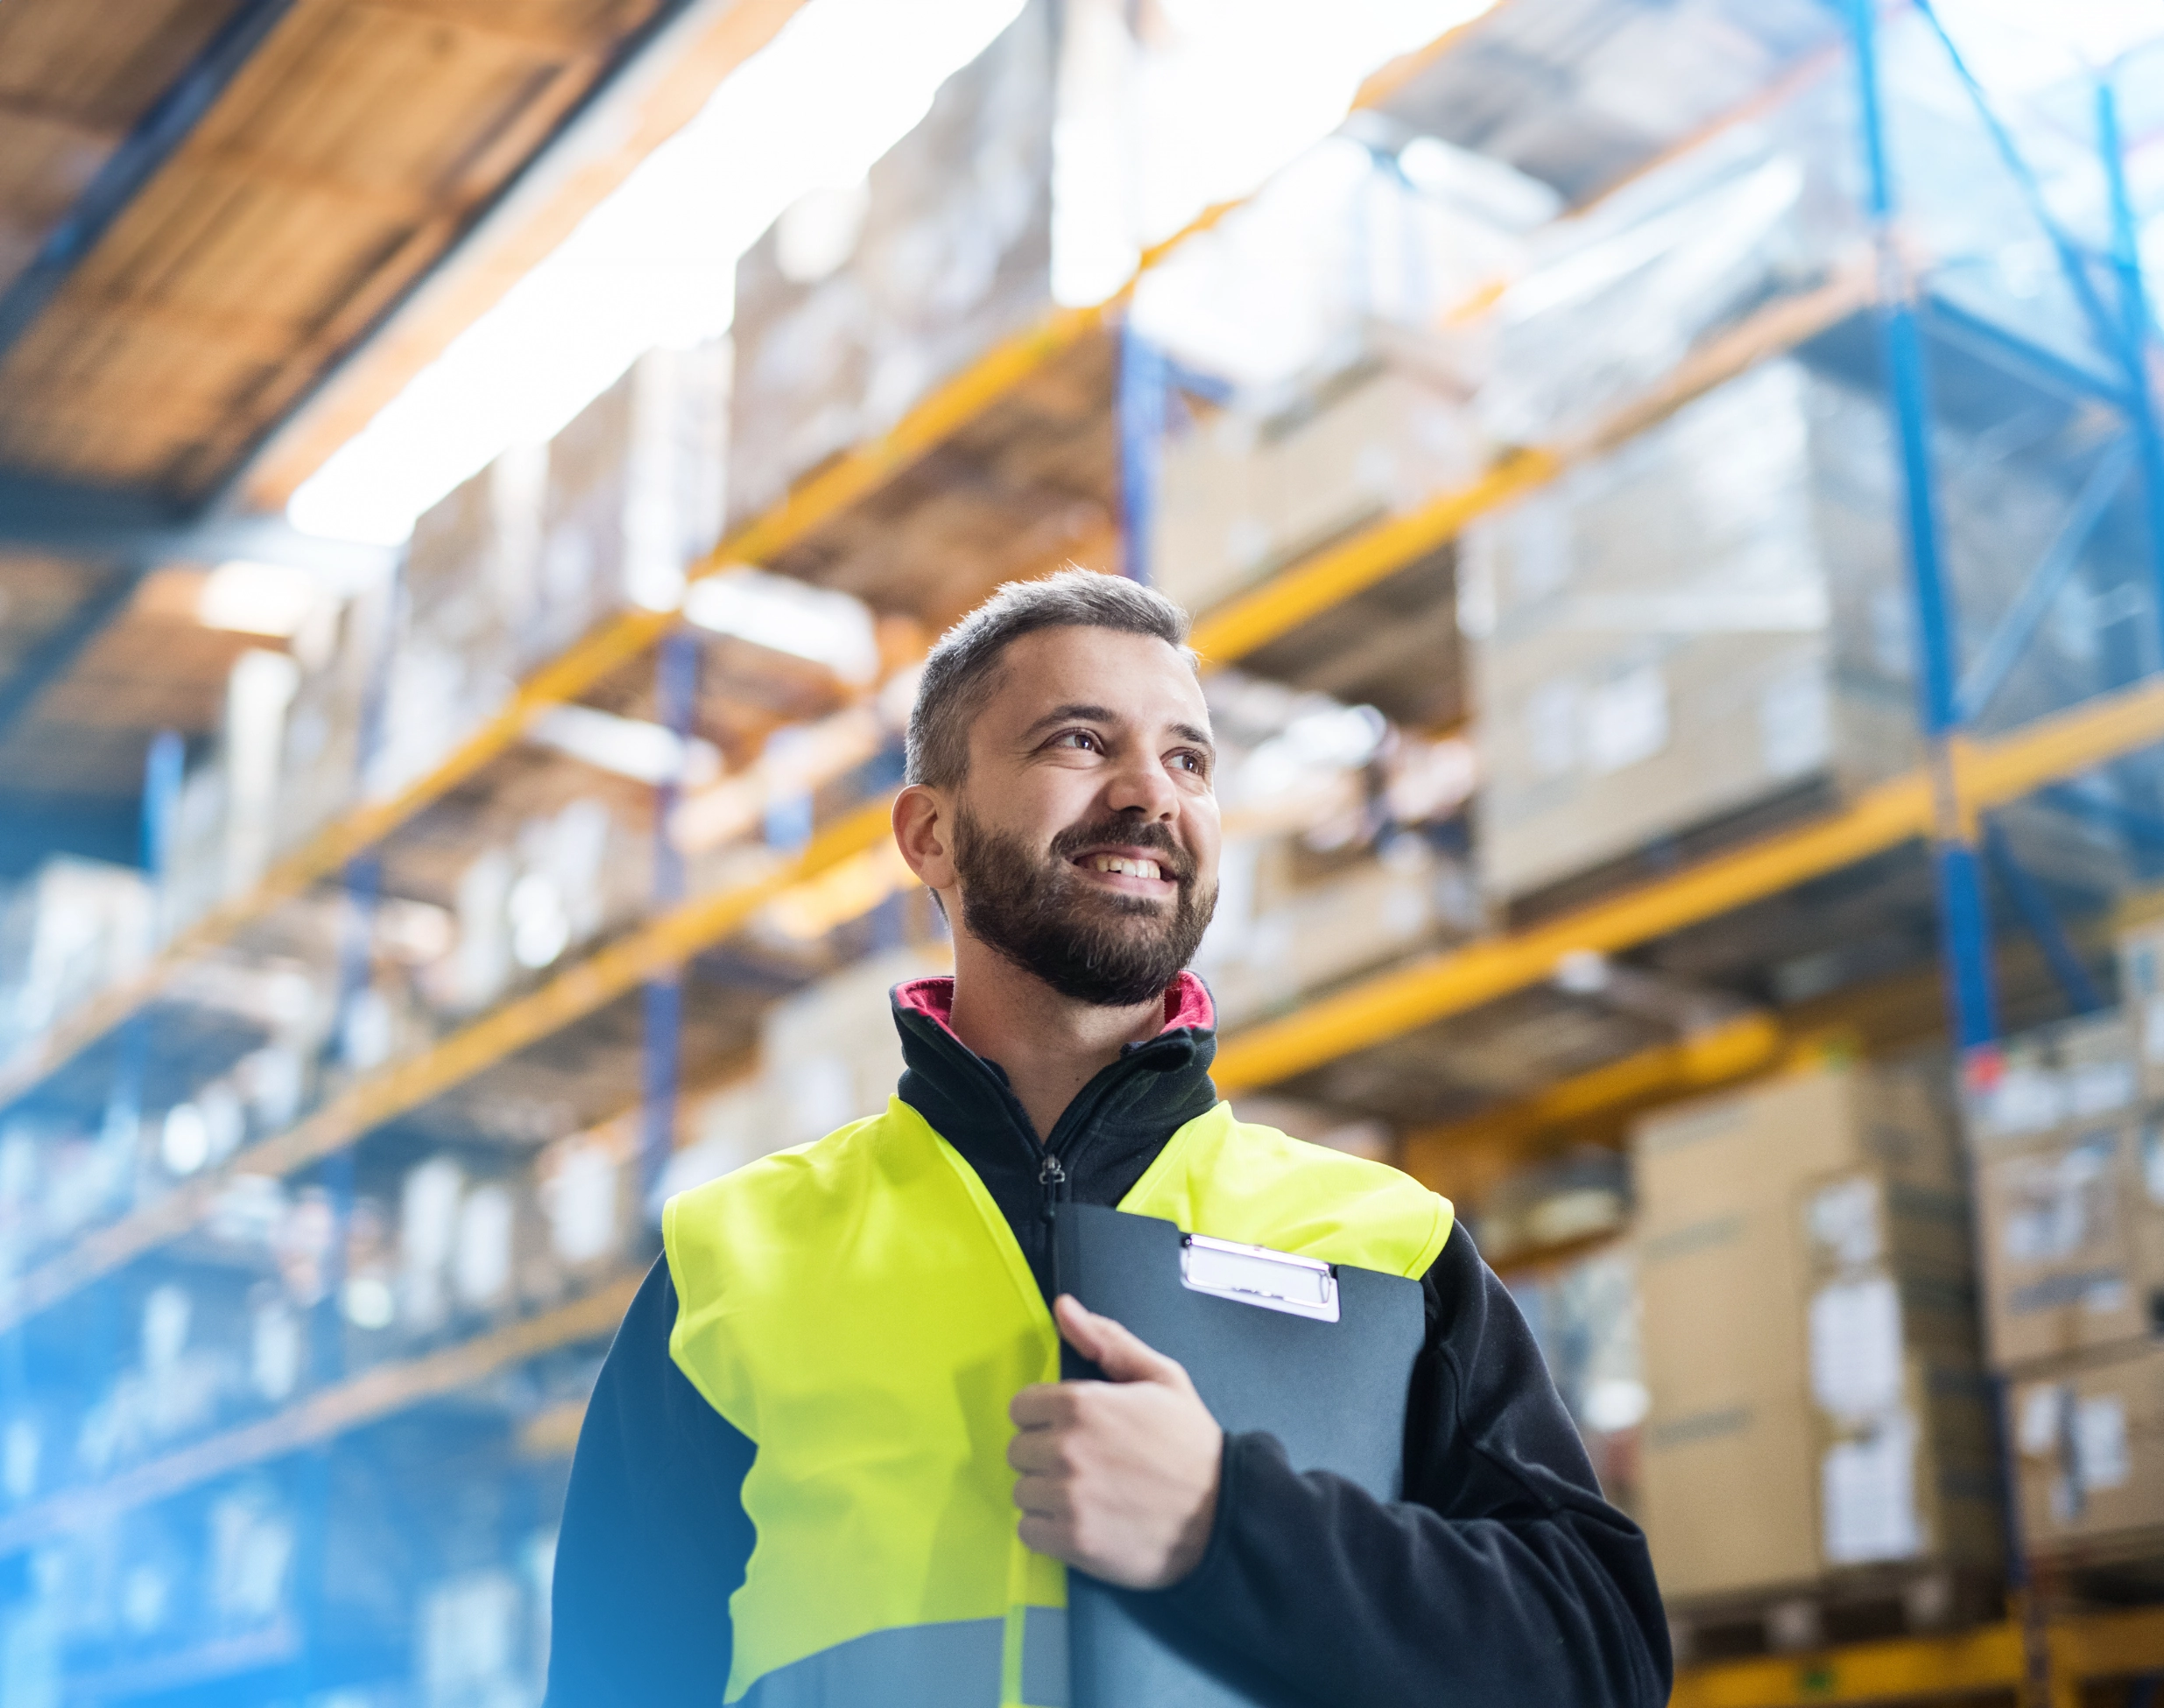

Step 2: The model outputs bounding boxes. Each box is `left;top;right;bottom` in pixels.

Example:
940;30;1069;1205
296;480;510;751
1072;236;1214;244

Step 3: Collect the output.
890;970;1221;1295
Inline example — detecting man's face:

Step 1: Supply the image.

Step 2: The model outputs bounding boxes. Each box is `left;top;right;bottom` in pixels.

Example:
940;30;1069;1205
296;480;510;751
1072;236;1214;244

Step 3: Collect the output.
946;625;1221;1008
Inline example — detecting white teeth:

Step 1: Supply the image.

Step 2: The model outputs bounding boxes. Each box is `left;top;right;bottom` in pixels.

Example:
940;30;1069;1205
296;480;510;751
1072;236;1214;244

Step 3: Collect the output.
1086;854;1162;879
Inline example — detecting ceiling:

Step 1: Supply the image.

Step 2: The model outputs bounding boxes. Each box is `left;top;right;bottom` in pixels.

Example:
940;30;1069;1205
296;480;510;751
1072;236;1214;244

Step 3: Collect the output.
0;0;737;869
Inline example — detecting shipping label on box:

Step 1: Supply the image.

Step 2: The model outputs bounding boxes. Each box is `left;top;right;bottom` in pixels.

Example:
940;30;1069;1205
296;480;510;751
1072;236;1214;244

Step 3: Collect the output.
2013;1341;2164;1552
1963;1010;2138;1148
1977;1116;2164;1369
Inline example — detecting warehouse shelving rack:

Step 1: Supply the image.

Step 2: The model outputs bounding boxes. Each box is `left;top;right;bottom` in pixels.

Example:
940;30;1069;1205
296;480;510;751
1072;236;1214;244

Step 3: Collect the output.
3;4;2162;1704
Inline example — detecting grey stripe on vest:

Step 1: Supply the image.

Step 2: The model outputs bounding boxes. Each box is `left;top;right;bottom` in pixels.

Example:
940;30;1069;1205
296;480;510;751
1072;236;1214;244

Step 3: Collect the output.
742;1610;1071;1708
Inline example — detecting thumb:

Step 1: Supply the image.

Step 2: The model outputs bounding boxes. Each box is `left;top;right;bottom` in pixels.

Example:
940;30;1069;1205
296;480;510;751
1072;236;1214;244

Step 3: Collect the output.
1054;1294;1186;1387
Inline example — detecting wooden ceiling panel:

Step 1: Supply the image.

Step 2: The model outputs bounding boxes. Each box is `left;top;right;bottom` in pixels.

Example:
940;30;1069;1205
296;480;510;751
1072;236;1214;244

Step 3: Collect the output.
201;4;587;198
0;109;112;293
71;168;418;327
0;563;264;802
0;0;669;499
0;1;244;131
0;555;101;680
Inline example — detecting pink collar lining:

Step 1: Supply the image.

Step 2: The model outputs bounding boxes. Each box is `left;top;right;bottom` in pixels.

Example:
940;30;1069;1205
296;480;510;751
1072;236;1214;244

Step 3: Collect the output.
893;969;1215;1040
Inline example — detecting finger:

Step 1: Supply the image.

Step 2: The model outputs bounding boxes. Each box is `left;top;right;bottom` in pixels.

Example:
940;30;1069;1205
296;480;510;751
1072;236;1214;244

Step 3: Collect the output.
1054;1294;1184;1387
1007;1428;1075;1474
1017;1514;1072;1560
1011;1473;1072;1521
1009;1382;1079;1429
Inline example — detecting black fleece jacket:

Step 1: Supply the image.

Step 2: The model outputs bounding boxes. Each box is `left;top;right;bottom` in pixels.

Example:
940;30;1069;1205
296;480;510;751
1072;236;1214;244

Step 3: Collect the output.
547;978;1670;1706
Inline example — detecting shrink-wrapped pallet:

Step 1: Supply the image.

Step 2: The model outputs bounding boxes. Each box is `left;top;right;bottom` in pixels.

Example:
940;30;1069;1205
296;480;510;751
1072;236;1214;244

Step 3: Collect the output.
728;0;1055;526
372;448;544;799
538;340;729;663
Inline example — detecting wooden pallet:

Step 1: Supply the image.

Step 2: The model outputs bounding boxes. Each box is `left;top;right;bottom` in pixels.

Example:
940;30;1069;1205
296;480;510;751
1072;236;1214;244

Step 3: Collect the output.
1669;1566;2006;1668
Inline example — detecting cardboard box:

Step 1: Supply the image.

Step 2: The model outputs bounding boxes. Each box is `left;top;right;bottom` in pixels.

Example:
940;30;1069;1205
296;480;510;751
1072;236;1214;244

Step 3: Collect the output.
761;943;953;1147
1154;357;1477;622
728;0;1054;526
1468;354;2106;904
1468;362;1918;901
373;447;545;799
2012;1340;2164;1553
1963;1010;2138;1149
1633;1057;1997;1600
1975;1114;2164;1369
1196;835;1467;1029
537;342;728;668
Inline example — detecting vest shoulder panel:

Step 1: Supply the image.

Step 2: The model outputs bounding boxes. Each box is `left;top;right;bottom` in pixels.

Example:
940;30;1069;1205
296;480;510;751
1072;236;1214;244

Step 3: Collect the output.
1123;1101;1454;1279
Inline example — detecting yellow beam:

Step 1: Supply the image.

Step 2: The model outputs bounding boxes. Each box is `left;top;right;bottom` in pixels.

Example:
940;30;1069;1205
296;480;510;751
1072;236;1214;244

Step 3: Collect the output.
518;1399;589;1459
0;1274;639;1558
2054;1601;2164;1683
1401;1012;1787;1181
1189;453;1558;666
1671;1604;2164;1708
1215;676;2164;1094
1672;1623;2025;1708
0;796;897;1337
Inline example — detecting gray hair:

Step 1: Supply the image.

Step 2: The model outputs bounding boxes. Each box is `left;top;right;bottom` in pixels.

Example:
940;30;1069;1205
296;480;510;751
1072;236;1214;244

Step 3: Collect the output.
904;569;1195;788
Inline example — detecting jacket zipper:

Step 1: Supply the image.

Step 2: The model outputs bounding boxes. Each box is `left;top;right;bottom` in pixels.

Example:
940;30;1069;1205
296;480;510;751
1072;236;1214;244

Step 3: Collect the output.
1037;1149;1068;1225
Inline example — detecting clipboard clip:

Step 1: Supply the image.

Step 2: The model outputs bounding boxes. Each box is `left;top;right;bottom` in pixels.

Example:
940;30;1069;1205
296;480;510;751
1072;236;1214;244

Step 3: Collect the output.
1179;1233;1340;1323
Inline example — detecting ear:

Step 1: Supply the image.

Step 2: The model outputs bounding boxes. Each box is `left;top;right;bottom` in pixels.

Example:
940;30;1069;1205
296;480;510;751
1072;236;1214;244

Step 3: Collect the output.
892;785;958;894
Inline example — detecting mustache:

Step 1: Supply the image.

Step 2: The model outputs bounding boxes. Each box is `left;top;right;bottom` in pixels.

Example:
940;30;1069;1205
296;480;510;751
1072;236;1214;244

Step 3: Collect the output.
1047;815;1195;884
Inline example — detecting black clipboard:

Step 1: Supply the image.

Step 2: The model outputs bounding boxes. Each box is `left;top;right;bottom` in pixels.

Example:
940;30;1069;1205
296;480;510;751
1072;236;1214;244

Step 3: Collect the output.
1051;1202;1426;1708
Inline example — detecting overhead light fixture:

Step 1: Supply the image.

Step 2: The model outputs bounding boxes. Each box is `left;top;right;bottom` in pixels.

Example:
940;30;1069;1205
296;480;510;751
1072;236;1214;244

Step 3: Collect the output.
683;568;881;684
528;703;722;787
199;560;328;639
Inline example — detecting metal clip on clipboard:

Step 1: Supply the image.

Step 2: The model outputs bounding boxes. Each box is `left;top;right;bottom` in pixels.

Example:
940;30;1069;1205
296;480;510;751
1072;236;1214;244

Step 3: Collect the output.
1178;1233;1339;1323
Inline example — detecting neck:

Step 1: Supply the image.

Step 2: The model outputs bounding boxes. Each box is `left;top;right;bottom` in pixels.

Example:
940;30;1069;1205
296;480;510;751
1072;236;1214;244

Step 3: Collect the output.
945;935;1167;1143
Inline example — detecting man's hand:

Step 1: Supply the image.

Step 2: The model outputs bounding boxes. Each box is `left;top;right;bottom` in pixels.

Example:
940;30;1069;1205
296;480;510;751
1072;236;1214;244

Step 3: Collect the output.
1008;1294;1223;1589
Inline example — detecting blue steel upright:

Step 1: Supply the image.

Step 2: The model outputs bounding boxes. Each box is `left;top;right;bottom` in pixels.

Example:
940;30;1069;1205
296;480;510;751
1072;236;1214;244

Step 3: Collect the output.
642;629;699;1203
1117;321;1167;584
2097;74;2164;632
1845;0;1998;1052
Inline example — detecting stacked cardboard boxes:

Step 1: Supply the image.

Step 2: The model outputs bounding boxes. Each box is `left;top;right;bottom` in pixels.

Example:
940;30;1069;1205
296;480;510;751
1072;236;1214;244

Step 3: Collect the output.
372;449;544;801
1633;1055;1999;1603
1152;351;1481;621
727;0;1054;527
1976;933;2164;1555
537;341;730;660
0;858;153;1062
1195;829;1477;1031
1464;349;2115;905
1466;360;1917;904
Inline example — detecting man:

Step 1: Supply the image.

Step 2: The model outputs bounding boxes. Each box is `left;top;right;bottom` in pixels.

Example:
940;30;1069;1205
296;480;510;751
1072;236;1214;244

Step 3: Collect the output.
549;571;1669;1706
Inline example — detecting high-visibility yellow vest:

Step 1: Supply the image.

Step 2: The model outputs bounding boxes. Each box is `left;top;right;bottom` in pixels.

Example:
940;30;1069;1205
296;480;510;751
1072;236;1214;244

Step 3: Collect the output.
663;1096;1453;1707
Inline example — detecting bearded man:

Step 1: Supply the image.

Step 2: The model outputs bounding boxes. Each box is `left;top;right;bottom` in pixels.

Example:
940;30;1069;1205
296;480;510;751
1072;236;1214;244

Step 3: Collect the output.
547;571;1669;1707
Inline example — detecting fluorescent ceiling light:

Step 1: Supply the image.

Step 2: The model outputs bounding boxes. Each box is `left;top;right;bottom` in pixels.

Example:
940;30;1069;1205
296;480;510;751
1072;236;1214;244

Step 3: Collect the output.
198;560;328;639
528;702;722;787
683;568;880;682
288;0;1030;547
287;0;1503;547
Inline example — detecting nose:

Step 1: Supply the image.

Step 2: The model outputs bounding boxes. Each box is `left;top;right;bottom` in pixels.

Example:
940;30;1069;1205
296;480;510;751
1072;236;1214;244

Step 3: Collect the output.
1103;745;1179;822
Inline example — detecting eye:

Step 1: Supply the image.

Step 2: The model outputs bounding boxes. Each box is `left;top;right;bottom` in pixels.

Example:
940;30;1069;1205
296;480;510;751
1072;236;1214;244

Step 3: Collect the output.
1170;749;1209;776
1048;729;1103;753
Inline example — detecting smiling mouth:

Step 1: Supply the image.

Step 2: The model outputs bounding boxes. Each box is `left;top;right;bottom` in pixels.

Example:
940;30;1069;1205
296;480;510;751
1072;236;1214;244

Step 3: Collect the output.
1080;853;1163;880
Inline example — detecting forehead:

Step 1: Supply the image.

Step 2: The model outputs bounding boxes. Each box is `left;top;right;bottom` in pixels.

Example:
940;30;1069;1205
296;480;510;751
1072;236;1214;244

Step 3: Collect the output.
978;625;1209;735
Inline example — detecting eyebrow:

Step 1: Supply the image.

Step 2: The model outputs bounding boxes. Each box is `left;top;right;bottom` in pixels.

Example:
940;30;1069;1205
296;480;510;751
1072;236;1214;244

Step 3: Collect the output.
1021;703;1216;753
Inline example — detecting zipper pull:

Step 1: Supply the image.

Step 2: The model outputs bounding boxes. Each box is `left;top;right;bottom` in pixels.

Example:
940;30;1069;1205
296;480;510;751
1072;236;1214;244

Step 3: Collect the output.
1038;1151;1067;1221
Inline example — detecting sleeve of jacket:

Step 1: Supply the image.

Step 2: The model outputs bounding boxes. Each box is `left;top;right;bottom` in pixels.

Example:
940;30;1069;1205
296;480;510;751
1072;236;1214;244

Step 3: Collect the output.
546;1255;756;1707
1131;1220;1671;1708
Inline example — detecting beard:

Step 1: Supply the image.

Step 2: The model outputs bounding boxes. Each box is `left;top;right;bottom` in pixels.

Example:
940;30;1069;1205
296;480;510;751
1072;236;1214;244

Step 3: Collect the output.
951;805;1217;1009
